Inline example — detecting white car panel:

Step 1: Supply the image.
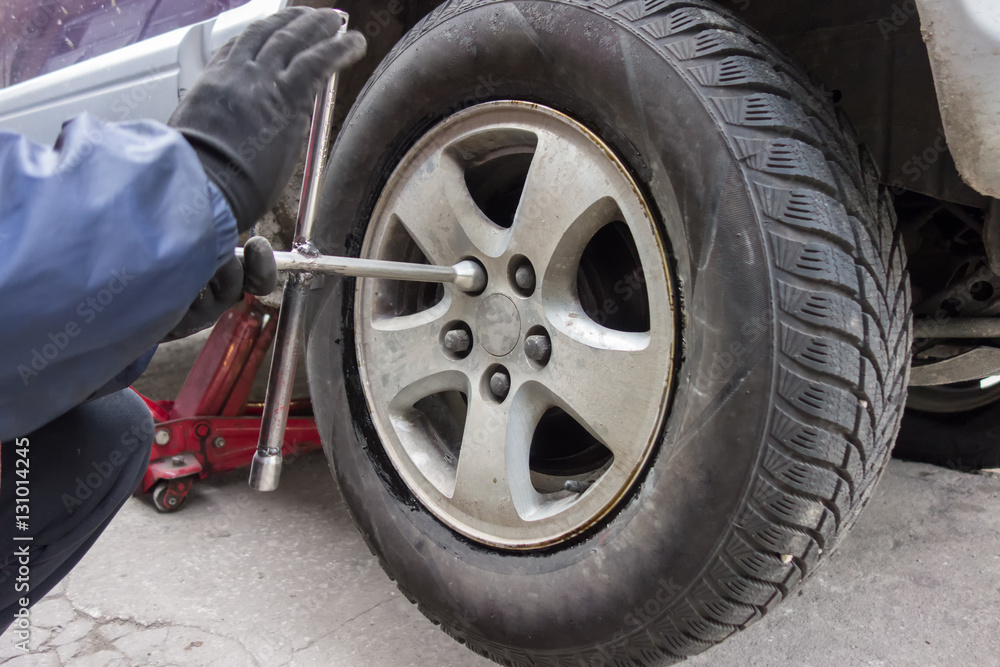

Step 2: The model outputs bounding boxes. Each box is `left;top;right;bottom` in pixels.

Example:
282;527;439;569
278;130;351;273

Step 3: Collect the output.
0;0;287;145
917;0;1000;198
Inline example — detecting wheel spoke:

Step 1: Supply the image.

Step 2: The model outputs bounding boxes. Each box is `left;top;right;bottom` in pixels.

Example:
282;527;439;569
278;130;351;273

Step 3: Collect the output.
509;130;619;276
390;150;506;262
361;300;459;404
538;325;669;470
450;390;537;523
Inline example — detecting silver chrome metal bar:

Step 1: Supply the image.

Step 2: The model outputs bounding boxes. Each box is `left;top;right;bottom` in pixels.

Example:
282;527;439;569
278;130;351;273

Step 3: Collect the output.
235;248;487;293
248;273;310;491
248;11;349;492
913;318;1000;339
293;12;346;247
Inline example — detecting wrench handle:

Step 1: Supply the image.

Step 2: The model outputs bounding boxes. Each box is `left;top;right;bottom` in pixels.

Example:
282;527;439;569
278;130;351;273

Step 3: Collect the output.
248;11;349;492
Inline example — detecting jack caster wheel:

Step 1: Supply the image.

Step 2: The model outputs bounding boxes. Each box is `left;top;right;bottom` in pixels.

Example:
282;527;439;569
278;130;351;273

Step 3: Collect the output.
151;478;193;513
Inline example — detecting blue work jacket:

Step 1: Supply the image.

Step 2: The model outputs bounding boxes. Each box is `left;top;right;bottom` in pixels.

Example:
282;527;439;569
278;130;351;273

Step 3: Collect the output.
0;114;238;441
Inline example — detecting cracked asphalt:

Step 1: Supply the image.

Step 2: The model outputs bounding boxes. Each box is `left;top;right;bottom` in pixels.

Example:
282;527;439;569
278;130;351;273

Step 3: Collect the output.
1;455;997;666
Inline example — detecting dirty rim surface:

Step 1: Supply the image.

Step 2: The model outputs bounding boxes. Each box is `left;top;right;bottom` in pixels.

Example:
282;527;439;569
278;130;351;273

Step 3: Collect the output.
354;102;675;548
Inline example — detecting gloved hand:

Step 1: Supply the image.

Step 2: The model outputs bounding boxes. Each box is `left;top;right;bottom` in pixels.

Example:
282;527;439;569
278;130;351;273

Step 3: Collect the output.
168;7;367;232
163;237;278;341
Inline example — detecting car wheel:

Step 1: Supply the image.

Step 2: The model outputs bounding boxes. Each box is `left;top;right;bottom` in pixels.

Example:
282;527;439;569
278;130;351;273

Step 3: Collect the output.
306;1;910;663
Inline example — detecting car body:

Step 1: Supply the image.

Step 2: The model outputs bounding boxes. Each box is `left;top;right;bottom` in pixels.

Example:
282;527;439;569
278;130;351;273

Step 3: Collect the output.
0;0;282;142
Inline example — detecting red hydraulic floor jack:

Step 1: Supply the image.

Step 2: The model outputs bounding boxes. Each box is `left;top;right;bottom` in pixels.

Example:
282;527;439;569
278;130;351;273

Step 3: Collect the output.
133;296;321;512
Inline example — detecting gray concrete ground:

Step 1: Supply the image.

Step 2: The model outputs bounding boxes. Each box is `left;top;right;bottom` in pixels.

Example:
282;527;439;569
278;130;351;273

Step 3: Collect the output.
1;457;998;666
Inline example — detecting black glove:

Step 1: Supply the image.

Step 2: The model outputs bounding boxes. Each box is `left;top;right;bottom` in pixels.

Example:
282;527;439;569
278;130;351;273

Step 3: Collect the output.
168;7;366;232
163;237;278;342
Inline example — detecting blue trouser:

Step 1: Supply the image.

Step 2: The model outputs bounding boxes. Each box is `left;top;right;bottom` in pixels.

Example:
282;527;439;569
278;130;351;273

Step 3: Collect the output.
0;389;153;635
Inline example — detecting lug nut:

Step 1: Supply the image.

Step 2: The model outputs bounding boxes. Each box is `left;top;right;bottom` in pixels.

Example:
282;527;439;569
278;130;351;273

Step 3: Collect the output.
443;329;471;354
564;479;592;494
213;437;226;449
524;334;551;364
514;264;536;292
489;369;511;401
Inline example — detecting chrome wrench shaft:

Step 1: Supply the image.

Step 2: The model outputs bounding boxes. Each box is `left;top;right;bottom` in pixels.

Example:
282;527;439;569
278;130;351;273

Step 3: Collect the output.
247;11;487;492
235;248;486;293
248;11;348;492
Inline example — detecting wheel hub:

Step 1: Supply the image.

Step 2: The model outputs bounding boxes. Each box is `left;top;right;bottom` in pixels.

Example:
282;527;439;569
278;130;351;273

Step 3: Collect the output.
476;294;521;357
354;101;675;549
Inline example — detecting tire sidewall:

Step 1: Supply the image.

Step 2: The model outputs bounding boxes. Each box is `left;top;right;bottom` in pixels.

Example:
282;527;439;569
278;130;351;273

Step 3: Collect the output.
307;0;776;652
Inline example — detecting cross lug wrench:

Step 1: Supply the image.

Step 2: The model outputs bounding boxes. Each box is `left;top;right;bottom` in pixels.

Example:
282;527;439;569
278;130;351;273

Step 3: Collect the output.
246;11;485;491
234;247;487;295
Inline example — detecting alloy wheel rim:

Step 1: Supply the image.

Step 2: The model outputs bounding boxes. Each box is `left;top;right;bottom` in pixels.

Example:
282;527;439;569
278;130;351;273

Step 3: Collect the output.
355;101;675;548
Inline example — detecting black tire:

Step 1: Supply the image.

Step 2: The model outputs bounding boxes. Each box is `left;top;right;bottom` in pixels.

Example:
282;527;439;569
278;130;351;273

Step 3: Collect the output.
895;389;1000;470
306;1;911;663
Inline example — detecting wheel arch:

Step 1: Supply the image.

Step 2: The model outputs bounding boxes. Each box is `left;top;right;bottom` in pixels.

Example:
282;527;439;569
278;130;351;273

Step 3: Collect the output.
300;0;982;207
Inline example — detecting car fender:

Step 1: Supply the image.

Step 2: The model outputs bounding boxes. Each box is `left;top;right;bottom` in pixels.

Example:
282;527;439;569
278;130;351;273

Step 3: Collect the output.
916;0;1000;198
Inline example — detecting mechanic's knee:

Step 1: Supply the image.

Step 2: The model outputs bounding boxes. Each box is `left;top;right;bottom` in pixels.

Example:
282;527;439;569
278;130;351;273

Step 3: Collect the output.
39;389;153;523
0;389;154;548
70;389;154;503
